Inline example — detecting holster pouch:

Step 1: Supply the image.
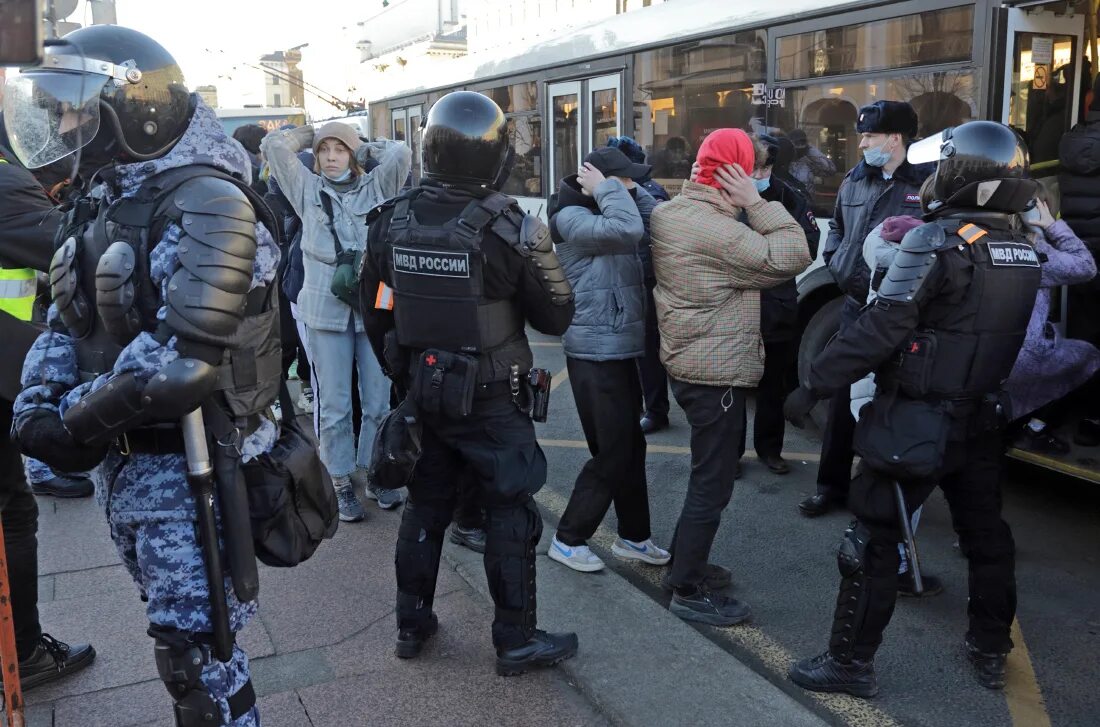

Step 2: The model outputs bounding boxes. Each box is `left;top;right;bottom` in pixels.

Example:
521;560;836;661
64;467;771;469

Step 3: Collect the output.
370;398;423;490
853;394;950;480
973;393;1009;435
330;250;363;313
409;348;478;418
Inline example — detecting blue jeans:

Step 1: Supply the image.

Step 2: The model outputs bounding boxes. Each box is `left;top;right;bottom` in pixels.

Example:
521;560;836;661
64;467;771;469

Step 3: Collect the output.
306;319;391;479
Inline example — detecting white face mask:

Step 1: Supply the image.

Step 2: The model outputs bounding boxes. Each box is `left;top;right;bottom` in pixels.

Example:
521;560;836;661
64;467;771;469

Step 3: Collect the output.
324;168;353;183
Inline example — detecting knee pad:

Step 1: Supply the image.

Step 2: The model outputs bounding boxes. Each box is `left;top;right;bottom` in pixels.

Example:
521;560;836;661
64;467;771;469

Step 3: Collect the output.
149;625;254;727
837;521;871;578
150;625;222;726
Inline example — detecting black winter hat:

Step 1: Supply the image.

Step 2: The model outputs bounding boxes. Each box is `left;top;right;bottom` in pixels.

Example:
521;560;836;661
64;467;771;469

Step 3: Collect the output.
856;101;919;138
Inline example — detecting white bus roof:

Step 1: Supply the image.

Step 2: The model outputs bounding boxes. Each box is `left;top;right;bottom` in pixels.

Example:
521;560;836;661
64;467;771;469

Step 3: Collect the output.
375;0;867;101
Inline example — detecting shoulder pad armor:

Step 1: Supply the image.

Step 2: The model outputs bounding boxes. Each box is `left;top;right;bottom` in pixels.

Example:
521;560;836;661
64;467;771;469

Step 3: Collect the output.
165;178;259;342
877;223;946;303
520;214;554;254
516;213;573;305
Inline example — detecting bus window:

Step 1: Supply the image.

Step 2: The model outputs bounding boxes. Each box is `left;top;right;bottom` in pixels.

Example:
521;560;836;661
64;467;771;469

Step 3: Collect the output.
632;30;766;197
769;70;979;217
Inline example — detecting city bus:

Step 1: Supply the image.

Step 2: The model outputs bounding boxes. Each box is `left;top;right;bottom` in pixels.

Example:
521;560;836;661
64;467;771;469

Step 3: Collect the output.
369;0;1098;481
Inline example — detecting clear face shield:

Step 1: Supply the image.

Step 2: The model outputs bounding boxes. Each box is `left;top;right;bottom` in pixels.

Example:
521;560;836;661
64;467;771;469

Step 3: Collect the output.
2;54;139;169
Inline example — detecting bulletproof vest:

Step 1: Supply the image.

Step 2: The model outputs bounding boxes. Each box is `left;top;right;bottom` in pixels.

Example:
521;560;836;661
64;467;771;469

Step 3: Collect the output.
884;217;1041;400
384;188;529;382
55;166;282;418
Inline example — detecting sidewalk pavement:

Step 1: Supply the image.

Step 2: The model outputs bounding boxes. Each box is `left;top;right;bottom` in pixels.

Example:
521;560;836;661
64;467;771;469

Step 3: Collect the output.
26;482;828;727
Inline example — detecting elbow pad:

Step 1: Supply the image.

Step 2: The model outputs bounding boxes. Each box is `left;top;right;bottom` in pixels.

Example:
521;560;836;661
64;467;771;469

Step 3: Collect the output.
518;214;573;306
62;358;218;447
876;223;946;304
164;176;258;346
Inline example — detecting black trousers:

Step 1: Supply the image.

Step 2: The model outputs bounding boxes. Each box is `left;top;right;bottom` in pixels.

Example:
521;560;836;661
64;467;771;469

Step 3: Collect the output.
0;399;42;660
557;358;651;546
740;338;798;459
667;379;746;589
840;427;1016;658
638;280;670;420
453;466;485;530
817;296;862;497
279;291;310;387
395;394;545;649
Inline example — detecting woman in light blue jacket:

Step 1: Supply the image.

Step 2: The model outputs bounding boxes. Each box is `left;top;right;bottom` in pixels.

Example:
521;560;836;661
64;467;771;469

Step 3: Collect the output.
262;122;412;522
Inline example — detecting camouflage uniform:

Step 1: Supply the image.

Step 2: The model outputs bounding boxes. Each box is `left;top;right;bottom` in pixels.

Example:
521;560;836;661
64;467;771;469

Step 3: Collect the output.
15;102;277;726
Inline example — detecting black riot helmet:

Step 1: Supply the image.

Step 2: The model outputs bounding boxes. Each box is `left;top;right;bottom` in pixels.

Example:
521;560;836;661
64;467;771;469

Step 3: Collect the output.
930;121;1037;214
421;91;511;189
2;25;191;168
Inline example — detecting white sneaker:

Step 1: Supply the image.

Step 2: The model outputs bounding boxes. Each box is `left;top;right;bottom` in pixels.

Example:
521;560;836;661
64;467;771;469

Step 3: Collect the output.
547;536;605;573
612;538;671;566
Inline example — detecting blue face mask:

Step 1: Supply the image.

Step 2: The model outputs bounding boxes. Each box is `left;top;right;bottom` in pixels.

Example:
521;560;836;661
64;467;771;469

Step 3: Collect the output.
753;177;771;193
324;168;353;183
863;144;892;168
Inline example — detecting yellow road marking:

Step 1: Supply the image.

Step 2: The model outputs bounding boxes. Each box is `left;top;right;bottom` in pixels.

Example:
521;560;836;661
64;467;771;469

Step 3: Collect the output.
1006;619;1051;727
538;438;821;462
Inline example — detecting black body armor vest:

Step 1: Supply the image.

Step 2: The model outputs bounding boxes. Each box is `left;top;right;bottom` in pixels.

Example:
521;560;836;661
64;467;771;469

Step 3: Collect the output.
51;165;282;418
883;215;1041;400
383;188;531;382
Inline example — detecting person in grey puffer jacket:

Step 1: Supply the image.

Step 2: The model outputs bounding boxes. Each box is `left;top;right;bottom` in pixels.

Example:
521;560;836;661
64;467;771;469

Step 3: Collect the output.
546;147;670;574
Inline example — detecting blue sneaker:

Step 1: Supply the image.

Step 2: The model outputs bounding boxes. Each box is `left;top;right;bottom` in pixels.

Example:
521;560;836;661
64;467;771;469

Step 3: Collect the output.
547;536;605;573
612;537;671;566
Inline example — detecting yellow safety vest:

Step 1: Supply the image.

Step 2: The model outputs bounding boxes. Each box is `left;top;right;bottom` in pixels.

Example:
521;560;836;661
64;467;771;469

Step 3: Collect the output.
0;267;36;322
0;158;40;321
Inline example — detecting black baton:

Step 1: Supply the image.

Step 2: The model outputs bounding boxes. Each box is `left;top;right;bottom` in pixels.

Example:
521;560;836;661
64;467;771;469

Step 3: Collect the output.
212;440;259;603
181;410;234;663
892;480;924;596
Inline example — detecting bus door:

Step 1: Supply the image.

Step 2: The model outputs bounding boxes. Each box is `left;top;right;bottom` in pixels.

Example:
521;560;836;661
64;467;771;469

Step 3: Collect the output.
1001;6;1085;176
392;104;423;185
547;74;623;203
1001;6;1086;337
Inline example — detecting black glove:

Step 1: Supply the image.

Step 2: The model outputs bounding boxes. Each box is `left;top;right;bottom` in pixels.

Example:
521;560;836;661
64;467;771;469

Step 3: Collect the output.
15;408;109;472
783;386;821;430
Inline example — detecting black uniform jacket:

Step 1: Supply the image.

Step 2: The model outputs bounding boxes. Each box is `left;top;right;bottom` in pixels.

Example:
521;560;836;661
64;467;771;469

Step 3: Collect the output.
755;177;818;343
0;145;62;401
362;181;576;375
804;224;973;398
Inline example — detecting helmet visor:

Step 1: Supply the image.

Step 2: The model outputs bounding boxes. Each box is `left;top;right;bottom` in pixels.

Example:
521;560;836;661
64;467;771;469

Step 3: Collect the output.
2;70;106;168
907;129;948;166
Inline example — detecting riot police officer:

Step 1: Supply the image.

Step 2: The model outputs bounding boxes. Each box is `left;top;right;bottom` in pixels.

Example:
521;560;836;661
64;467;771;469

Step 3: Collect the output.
783;121;1041;695
361;91;579;675
7;26;281;725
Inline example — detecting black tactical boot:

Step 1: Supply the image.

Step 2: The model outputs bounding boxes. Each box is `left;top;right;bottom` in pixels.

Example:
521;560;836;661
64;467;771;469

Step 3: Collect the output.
31;474;93;499
965;636;1008;689
495;630;578;676
788;651;879;698
18;634;96;691
395;614;438;659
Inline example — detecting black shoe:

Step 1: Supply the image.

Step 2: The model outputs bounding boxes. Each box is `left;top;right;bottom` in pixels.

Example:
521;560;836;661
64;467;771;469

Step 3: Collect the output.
669;588;751;627
18;634;95;691
1074;418;1100;447
395;614;438;659
662;563;732;592
759;454;791;475
640;415;669;435
898;571;944;598
789;651;878;698
449;525;487;554
798;493;844;518
30;475;93;499
495;630;578;676
965;636;1008;690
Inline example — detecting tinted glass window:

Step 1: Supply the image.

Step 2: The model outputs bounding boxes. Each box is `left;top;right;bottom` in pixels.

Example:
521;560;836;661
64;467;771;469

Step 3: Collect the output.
777;6;973;81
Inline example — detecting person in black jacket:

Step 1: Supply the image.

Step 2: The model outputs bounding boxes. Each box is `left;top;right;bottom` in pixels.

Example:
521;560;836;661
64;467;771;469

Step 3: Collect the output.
739;134;819;474
0;128;96;690
801;101;933;518
1059;75;1100;443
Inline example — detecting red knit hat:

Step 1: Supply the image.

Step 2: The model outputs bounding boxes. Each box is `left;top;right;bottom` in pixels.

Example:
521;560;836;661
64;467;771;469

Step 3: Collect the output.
695;129;755;189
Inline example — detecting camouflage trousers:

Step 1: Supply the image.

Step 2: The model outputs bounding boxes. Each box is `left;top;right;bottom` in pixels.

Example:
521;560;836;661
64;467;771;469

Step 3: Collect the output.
104;451;260;726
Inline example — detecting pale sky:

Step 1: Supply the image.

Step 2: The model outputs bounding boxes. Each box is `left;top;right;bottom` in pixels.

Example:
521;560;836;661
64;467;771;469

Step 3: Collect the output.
67;0;373;117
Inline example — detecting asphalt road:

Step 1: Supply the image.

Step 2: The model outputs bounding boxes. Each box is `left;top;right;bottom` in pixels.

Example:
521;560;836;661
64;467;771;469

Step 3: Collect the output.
527;332;1100;727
